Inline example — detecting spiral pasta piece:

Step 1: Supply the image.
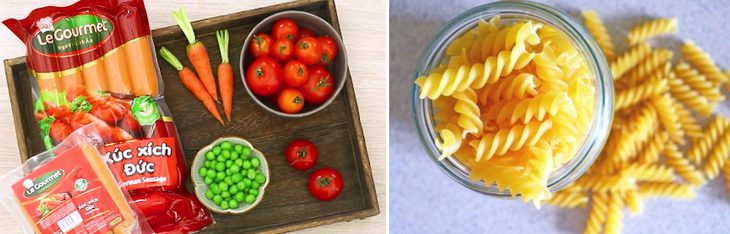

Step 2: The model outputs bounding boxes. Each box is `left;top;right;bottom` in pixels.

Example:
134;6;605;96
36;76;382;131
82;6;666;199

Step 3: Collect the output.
687;116;730;165
435;124;463;161
477;73;539;104
667;72;714;116
681;40;728;84
674;62;725;102
701;128;730;179
621;49;673;85
614;77;668;110
575;173;637;192
621;163;675;182
624;190;644;215
453;89;482;136
638;182;696;199
546;190;588;208
627;18;678;45
469;119;552;161
611;42;652;79
581;10;615;61
604;192;624;234
603;105;658;172
583;192;609;234
483;91;575;125
650;93;685;144
476;48;535;88
636;131;669;164
415;62;484;100
534;43;568;92
672;98;703;139
664;143;706;185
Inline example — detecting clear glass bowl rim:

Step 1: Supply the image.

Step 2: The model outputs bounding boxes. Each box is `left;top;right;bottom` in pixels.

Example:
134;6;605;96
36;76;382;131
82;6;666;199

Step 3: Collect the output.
411;0;614;197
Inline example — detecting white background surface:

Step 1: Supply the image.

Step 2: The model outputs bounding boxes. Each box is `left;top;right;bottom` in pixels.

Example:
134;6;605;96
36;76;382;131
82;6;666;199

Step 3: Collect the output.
0;0;386;233
390;0;730;233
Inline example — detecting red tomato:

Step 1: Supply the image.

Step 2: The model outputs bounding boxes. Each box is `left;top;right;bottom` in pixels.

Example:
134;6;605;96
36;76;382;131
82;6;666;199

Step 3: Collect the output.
246;56;283;96
294;37;322;65
283;61;309;88
300;28;316;38
308;168;343;201
272;18;300;41
271;39;294;62
277;88;305;114
285;139;318;171
248;33;273;57
301;66;334;104
317;36;338;66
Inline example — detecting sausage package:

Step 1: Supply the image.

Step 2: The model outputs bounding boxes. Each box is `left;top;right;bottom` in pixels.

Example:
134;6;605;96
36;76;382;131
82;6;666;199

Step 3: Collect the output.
3;0;213;232
0;125;151;234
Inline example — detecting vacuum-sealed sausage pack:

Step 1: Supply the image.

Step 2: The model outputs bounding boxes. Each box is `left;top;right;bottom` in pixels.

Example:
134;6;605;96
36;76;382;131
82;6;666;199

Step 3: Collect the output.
3;0;213;232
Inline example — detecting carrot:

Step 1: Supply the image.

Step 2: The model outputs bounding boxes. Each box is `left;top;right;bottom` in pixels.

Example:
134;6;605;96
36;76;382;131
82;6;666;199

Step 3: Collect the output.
172;8;219;102
159;47;224;126
216;29;233;121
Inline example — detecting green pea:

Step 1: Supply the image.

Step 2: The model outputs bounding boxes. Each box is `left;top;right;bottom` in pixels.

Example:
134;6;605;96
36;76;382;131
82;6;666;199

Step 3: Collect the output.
234;144;243;153
231;173;242;183
222;150;231;159
231;164;241;174
213;146;222;155
213;195;223;205
219;182;229;191
221;141;232;150
229;185;239;194
224;177;232;185
251;181;260;189
203;161;211;168
210;184;220;194
205;169;216;179
236;181;246;190
225;160;233;167
228;200;239;209
234;159;243;166
221;191;230;198
216;155;225;162
235;192;245;202
255;174;265;184
198;167;207;176
216;172;225;181
251;157;260;168
245;194;255;204
204;177;213;185
243;178;252;188
225;169;231;176
242;147;251;157
220;201;229;209
205;151;215;160
205;190;214;199
243;160;252;169
247;169;256;179
231;151;240;160
215;162;225;171
249;188;259;196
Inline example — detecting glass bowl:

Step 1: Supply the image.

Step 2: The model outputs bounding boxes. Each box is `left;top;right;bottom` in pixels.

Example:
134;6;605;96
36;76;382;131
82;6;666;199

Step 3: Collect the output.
412;1;613;197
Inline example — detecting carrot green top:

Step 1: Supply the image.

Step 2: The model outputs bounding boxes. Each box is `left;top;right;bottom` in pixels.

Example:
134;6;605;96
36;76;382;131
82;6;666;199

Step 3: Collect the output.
172;8;197;45
159;47;184;71
216;29;230;64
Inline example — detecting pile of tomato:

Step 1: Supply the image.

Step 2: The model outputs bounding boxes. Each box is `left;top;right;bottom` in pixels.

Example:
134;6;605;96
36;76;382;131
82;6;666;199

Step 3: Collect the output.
246;18;339;114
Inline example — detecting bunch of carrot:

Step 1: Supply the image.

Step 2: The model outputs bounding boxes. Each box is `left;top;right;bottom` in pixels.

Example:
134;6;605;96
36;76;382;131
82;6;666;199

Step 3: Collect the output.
160;8;234;126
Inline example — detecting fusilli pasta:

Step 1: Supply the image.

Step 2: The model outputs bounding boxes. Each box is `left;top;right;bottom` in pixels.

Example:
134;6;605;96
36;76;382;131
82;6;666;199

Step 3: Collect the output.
621;49;673;85
546;190;588;208
664;143;706;185
687;116;730;165
701;127;730;179
604;192;624;234
626;18;678;45
583;192;608;234
453;89;482;136
650;94;685;144
638;182;696;199
674;62;725;102
610;42;652;79
624;190;644;215
614;77;667;110
581;10;615;61
469;120;552;161
681;40;728;84
667;72;714;116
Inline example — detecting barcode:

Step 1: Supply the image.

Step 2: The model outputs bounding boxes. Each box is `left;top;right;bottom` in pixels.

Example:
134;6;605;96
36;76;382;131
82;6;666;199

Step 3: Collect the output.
57;211;82;233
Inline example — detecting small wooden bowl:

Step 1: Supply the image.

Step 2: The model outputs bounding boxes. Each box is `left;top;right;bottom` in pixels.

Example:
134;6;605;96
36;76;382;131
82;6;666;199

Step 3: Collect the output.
191;137;270;214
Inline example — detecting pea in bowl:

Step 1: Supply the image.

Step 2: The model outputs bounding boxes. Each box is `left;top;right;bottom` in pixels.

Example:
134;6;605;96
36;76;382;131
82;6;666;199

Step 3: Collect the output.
191;137;270;214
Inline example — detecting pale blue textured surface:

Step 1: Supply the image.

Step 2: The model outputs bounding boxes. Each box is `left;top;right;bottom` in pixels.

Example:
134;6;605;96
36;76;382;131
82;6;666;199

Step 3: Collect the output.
389;0;730;233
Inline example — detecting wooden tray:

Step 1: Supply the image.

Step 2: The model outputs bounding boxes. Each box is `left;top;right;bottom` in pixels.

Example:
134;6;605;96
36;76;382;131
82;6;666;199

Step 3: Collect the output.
3;0;379;233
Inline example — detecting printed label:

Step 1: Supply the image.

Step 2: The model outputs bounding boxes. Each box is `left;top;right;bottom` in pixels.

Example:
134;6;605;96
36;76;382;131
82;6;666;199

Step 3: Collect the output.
11;146;125;234
31;14;114;56
131;96;161;126
100;137;179;191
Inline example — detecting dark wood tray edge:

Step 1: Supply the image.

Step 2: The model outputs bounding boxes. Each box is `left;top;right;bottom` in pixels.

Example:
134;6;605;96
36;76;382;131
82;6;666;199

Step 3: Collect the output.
4;57;31;162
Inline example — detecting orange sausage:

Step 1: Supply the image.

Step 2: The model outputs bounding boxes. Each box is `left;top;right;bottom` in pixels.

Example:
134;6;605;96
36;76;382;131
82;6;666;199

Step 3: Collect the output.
125;36;159;97
104;47;134;97
81;59;109;97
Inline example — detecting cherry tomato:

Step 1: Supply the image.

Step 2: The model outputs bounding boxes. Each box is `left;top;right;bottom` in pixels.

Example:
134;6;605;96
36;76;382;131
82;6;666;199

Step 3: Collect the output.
277;88;305;114
294;37;322;65
272;18;299;42
271;39;294;62
308;168;343;201
283;60;309;88
285;139;318;171
246;56;282;96
248;33;273;57
300;28;316;38
317;36;338;66
301;66;334;104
